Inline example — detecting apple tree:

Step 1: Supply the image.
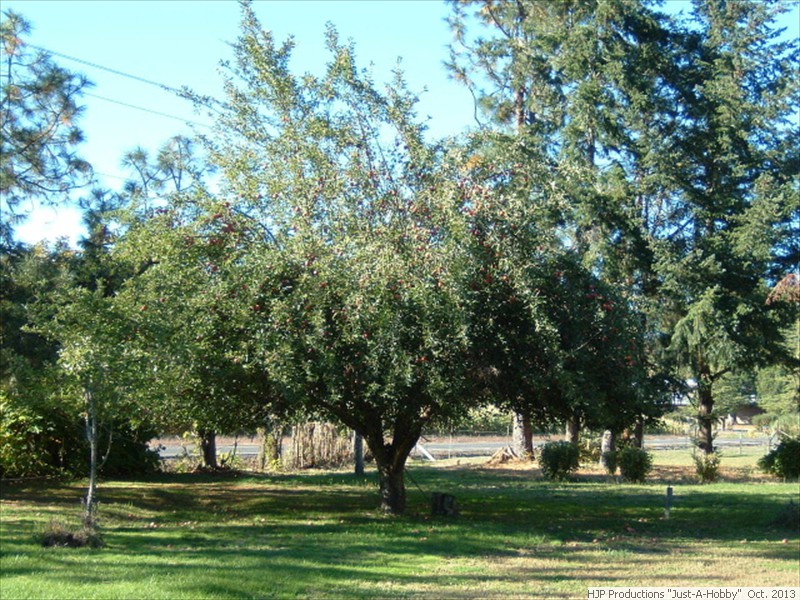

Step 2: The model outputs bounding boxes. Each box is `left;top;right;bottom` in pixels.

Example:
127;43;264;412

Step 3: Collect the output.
176;2;476;513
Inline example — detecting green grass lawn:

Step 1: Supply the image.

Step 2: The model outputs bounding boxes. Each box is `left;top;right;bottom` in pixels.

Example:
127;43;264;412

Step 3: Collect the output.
1;456;798;599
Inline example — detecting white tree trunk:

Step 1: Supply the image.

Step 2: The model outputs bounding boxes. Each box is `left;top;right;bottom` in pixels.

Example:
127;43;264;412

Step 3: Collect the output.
84;386;98;528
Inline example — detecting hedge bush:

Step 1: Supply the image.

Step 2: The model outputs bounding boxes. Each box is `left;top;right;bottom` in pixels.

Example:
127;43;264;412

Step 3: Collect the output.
601;450;618;476
758;437;800;480
1;393;160;479
538;441;580;480
617;447;652;483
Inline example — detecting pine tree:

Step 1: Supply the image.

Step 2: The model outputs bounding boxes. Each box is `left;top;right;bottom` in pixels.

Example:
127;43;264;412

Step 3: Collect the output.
658;0;799;453
449;0;799;455
448;0;674;442
0;10;92;243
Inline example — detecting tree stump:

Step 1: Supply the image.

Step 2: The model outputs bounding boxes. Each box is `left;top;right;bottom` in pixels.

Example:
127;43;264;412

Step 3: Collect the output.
486;446;521;465
431;492;458;517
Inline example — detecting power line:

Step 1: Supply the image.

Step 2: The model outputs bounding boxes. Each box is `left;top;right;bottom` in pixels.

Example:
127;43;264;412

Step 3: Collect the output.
91;170;128;183
26;43;219;129
84;91;211;129
27;42;183;95
28;42;225;116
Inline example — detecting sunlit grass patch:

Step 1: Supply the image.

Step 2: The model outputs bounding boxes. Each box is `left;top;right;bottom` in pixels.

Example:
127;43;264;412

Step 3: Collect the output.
1;460;798;599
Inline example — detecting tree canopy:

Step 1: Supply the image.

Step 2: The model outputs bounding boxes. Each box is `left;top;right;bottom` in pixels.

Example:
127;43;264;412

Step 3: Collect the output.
3;0;798;513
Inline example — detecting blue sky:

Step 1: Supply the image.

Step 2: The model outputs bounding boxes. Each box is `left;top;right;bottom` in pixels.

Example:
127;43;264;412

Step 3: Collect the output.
5;0;477;244
3;0;798;245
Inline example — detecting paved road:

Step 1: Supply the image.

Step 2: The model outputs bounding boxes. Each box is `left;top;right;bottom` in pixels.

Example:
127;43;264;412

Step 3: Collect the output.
414;434;772;458
157;432;773;460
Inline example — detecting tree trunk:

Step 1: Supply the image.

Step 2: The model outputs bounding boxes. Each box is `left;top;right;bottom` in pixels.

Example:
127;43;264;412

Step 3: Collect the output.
511;411;534;459
600;429;615;471
565;417;580;445
257;427;267;470
265;430;281;462
378;463;406;515
362;426;418;515
257;425;281;471
697;384;715;455
515;86;527;130
632;418;644;449
354;432;365;476
199;429;217;468
84;386;98;528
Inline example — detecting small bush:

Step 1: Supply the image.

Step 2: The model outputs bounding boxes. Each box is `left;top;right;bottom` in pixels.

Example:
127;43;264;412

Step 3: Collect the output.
1;392;161;479
754;413;800;437
758;437;800;480
645;417;687;436
693;451;722;483
538;441;579;480
617;447;652;483
578;436;602;463
101;421;162;477
601;450;618;476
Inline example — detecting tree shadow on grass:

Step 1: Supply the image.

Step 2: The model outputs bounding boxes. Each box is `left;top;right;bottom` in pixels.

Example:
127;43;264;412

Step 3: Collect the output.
2;466;798;596
3;468;797;543
10;518;794;599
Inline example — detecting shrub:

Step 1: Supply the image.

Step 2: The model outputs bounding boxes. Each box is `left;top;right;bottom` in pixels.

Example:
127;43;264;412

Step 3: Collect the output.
1;392;160;479
693;451;722;483
538;441;579;480
458;405;511;436
578;436;601;463
753;413;800;437
100;421;162;477
645;417;687;436
758;437;800;480
601;450;618;476
1;394;60;478
617;447;652;483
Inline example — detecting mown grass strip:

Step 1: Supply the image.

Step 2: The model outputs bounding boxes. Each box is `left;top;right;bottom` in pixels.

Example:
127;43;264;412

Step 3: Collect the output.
1;462;798;598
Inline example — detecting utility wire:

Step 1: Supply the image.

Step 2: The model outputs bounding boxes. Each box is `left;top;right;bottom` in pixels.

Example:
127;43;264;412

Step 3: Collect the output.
84;91;211;129
91;170;129;182
26;43;220;131
27;42;183;95
28;43;224;111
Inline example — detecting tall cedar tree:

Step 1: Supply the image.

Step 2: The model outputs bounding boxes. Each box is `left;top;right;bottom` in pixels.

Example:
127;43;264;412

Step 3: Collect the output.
660;0;798;452
449;0;798;452
448;0;668;442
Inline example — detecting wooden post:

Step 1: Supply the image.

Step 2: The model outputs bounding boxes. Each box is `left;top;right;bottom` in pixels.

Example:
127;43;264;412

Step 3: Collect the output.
665;486;674;519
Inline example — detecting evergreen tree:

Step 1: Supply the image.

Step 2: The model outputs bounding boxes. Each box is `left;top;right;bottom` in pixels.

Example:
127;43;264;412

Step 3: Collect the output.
760;274;800;417
449;0;799;455
448;0;673;443
0;242;74;477
0;10;92;243
659;0;798;453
